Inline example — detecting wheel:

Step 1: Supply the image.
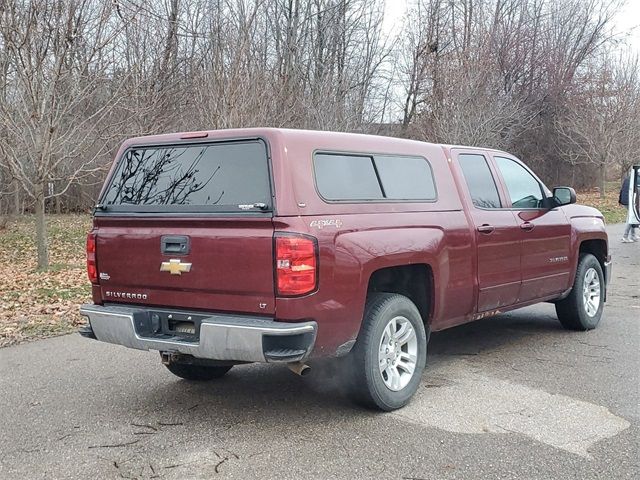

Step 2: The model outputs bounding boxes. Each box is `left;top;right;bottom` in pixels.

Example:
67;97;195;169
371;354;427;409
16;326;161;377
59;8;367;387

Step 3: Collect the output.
345;293;428;411
555;253;605;331
164;363;232;381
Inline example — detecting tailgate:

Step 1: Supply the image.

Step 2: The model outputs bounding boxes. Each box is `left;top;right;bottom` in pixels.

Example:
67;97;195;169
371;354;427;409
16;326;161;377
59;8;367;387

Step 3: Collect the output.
94;217;275;315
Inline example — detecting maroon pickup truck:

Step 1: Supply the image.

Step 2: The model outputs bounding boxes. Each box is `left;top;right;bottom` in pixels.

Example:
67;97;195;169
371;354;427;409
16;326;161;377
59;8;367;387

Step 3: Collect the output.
79;128;611;410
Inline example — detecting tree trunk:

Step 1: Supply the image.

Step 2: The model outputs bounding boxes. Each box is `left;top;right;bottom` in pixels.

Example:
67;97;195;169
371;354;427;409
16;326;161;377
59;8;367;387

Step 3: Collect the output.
599;162;606;199
14;179;20;215
35;182;49;270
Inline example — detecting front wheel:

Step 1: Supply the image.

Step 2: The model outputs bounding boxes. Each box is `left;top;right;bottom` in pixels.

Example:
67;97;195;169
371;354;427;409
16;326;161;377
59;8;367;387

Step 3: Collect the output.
555;253;605;331
345;293;428;411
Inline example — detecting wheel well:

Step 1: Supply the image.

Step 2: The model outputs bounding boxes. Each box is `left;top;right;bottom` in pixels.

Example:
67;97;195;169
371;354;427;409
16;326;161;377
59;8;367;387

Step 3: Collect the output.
579;239;607;271
366;264;433;325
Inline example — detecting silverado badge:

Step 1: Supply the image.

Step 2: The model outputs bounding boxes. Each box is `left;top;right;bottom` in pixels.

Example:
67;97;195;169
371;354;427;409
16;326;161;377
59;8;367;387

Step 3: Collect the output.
160;259;192;275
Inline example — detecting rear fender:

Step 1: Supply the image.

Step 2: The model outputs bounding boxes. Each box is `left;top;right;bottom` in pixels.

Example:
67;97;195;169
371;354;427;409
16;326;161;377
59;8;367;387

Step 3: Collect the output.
330;227;444;348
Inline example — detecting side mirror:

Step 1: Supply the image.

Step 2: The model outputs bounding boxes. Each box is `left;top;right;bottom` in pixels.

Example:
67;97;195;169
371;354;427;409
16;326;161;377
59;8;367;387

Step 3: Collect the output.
552;186;576;207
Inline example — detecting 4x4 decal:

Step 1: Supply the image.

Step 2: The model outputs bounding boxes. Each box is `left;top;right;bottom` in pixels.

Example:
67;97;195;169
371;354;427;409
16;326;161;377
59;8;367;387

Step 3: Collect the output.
310;219;343;229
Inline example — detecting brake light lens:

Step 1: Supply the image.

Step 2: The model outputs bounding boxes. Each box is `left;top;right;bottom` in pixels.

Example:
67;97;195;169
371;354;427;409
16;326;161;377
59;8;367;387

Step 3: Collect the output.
86;232;98;284
180;131;209;139
275;235;318;296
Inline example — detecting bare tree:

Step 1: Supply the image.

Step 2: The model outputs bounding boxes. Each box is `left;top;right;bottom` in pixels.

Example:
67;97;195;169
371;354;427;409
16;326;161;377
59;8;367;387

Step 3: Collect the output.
0;0;632;222
0;0;126;268
555;51;640;194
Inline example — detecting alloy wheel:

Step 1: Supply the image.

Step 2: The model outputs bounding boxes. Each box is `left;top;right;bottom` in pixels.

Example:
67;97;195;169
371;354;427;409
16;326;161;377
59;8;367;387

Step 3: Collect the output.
378;316;418;391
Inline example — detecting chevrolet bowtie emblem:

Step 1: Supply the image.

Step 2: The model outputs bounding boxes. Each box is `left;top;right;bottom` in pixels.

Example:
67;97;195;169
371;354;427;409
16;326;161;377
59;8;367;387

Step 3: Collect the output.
160;259;192;275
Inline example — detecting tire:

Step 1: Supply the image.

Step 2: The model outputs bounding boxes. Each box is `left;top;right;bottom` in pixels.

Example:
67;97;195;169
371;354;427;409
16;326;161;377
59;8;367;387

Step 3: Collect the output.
164;363;232;381
555;253;605;331
345;293;428;411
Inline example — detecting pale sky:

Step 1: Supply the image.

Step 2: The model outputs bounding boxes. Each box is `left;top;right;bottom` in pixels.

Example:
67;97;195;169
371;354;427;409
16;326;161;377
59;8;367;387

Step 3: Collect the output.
382;0;640;54
615;0;640;51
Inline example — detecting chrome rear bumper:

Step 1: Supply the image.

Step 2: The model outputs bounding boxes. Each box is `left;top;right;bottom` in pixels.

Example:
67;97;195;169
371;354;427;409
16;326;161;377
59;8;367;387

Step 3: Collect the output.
79;304;316;363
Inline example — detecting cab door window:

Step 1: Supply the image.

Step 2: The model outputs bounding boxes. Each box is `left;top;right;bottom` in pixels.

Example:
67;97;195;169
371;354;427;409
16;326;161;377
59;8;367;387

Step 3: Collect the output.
458;154;502;208
494;157;544;209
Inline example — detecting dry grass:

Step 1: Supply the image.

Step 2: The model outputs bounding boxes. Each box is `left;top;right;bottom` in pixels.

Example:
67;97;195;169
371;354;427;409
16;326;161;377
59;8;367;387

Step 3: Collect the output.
576;183;627;224
0;215;92;347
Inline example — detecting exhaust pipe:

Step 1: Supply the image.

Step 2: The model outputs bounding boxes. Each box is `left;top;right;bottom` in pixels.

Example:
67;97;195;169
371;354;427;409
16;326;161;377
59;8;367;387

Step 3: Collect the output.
287;361;311;377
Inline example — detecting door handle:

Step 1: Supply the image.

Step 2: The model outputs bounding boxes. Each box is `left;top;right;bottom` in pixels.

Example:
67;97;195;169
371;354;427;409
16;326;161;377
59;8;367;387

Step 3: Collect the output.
477;224;495;234
520;222;534;231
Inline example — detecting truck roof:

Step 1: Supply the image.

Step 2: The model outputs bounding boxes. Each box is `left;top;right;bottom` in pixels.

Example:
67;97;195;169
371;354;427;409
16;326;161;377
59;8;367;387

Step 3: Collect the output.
122;127;511;159
123;127;429;150
124;127;396;142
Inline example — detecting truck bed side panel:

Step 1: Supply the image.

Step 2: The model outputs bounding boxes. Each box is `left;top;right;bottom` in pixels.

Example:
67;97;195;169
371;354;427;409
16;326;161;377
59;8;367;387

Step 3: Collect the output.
274;212;474;357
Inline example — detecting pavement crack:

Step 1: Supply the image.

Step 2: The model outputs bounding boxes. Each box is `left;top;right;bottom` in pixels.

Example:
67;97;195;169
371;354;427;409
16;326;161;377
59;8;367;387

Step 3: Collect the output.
524;355;574;367
130;423;158;431
89;439;140;449
214;457;228;474
211;449;240;474
577;341;618;351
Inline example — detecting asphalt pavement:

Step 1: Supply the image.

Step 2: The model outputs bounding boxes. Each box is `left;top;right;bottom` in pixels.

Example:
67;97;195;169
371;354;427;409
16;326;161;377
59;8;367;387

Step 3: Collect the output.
0;224;638;479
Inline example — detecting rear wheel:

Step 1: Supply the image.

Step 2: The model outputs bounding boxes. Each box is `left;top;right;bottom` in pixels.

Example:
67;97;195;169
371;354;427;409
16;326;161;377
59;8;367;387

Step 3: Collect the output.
345;293;428;411
164;362;232;381
555;253;604;331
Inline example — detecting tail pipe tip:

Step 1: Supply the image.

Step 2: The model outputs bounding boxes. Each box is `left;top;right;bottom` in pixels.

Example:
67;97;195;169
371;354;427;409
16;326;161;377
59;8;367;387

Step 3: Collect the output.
287;361;311;377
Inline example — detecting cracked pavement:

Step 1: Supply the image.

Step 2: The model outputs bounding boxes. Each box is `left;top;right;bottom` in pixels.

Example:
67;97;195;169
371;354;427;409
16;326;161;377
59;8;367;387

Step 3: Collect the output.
0;224;638;479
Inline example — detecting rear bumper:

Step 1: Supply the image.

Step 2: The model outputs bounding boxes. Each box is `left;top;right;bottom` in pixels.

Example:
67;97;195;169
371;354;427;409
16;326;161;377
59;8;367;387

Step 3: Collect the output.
79;304;316;363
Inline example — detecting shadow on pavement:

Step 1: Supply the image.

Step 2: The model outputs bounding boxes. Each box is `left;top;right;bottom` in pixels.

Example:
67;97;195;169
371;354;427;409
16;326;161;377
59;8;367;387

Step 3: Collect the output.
105;307;567;423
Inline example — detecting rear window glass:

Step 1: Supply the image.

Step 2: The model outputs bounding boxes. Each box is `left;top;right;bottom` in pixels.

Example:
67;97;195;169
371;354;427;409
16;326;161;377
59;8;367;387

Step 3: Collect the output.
314;153;436;201
101;140;271;212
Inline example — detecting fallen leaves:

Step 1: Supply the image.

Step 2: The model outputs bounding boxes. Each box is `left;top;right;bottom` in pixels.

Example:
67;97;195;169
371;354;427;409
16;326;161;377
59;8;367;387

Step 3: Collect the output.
0;214;92;347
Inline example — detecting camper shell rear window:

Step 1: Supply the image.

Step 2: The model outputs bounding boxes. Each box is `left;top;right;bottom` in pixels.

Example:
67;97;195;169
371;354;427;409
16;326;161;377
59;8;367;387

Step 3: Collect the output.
100;139;272;213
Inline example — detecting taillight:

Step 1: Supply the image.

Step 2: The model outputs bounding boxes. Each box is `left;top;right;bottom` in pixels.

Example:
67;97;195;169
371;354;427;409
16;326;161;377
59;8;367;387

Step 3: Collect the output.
86;232;98;284
275;234;318;296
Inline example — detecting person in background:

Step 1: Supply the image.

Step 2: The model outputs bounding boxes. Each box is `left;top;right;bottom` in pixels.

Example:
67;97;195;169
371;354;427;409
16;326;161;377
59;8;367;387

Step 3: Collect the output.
619;173;638;242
